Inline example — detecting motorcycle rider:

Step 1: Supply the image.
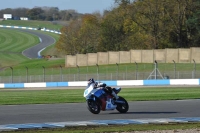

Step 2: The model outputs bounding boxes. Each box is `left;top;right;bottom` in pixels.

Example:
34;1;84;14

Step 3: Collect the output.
87;78;119;100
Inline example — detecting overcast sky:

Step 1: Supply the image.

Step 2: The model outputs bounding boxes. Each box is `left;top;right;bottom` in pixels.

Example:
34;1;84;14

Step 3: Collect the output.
0;0;115;14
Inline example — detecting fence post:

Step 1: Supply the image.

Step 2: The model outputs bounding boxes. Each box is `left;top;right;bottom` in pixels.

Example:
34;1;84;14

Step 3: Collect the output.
25;66;28;83
96;64;99;81
116;63;119;80
193;59;196;79
125;65;127;80
10;67;13;83
173;60;176;79
135;62;138;80
42;66;45;82
77;65;80;81
60;65;63;82
155;60;157;79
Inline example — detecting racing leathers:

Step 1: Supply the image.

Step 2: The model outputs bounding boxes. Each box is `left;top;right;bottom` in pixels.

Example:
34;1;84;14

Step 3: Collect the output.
95;82;119;100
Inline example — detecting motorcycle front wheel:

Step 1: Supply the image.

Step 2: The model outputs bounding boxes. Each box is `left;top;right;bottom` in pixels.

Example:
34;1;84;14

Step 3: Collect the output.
86;100;101;114
116;96;129;113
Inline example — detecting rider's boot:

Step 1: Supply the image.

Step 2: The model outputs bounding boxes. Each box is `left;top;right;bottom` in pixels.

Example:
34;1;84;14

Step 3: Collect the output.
111;90;119;100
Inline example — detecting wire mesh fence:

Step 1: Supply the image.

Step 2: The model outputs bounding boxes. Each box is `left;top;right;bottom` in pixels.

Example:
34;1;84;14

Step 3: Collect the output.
0;71;200;83
0;63;199;83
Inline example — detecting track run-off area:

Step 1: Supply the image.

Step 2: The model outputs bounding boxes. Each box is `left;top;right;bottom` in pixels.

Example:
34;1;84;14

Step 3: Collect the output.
21;29;55;58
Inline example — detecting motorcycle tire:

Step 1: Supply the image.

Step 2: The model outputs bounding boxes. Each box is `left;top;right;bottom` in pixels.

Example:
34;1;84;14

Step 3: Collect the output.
116;96;129;113
86;99;101;114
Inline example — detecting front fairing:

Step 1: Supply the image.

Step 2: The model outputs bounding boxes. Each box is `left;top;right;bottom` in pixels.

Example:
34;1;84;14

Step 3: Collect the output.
92;89;105;98
84;84;94;98
84;84;105;99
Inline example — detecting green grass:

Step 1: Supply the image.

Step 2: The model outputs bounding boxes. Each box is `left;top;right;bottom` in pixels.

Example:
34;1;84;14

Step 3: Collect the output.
0;29;39;52
17;58;65;68
0;28;40;67
0;87;199;105
0;20;63;31
0;53;28;67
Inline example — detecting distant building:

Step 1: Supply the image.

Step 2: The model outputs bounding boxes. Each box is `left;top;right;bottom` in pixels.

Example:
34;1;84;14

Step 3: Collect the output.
20;17;29;20
3;14;12;20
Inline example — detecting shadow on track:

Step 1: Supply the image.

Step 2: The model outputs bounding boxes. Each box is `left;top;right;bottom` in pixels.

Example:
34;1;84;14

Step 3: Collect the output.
109;111;178;114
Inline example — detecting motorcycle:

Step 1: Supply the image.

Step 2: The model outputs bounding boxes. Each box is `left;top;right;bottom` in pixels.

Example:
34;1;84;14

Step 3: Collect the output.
83;83;129;114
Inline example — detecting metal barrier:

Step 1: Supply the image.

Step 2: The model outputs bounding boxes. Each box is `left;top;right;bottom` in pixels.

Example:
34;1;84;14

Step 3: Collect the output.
0;62;200;83
0;71;200;83
0;79;200;88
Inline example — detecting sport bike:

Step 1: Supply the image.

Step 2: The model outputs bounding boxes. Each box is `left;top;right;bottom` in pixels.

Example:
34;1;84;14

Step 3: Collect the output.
83;84;129;114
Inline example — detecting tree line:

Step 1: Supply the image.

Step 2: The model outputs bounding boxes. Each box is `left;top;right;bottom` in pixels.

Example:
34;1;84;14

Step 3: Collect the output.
0;7;83;21
56;0;200;55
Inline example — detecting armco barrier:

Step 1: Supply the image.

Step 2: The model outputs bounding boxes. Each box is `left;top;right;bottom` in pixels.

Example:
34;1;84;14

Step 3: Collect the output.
4;83;24;88
0;79;199;88
170;79;200;85
143;80;170;85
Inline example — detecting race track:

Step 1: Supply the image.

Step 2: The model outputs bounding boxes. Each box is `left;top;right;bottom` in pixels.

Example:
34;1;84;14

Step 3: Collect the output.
1;99;200;125
21;30;55;58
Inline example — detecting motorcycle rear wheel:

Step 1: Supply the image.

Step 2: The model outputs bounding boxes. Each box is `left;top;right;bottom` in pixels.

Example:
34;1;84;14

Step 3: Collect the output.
87;100;101;114
116;96;129;113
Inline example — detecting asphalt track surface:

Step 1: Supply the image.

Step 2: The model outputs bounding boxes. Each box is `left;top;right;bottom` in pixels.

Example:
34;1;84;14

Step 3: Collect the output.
21;30;55;58
0;99;200;125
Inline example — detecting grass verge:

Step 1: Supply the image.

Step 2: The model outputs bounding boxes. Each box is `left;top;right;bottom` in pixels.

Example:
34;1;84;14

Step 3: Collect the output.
0;87;199;105
0;28;40;67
